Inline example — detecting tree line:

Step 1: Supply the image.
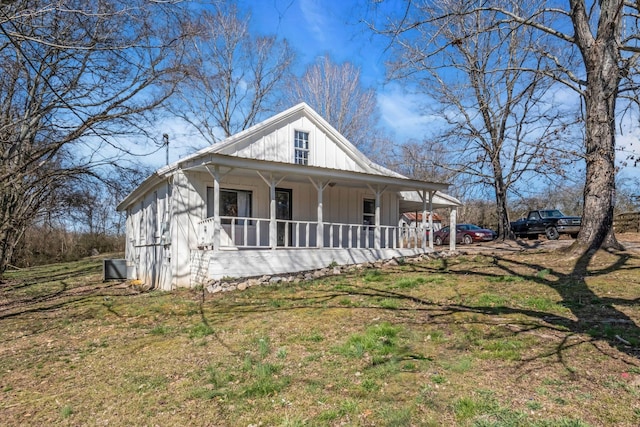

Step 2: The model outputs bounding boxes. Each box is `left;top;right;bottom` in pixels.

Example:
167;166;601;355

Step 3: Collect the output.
1;0;639;274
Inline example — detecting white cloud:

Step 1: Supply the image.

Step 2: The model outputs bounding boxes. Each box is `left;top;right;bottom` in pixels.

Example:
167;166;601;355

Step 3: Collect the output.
377;84;441;141
299;0;328;44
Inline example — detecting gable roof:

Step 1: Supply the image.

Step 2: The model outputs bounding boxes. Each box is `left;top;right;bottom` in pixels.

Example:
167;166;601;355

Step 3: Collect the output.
168;102;388;176
117;103;461;211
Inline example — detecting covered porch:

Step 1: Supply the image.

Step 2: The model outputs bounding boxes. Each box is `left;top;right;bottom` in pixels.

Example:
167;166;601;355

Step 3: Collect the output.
185;154;461;255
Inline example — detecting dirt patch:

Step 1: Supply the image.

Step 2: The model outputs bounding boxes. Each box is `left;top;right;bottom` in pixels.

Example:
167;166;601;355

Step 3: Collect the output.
451;232;640;255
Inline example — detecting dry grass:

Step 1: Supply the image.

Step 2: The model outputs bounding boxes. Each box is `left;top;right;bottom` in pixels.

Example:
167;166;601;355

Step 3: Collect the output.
1;239;640;426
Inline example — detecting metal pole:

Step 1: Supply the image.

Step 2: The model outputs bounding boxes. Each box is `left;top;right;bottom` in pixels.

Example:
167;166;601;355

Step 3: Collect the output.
163;133;169;166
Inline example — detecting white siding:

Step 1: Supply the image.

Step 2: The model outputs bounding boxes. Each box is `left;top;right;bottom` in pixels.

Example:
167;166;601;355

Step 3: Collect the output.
124;179;173;290
229;115;367;173
170;170;205;289
199;173;400;226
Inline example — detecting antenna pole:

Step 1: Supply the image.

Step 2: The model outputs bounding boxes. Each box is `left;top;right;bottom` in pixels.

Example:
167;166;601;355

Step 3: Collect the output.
163;133;169;165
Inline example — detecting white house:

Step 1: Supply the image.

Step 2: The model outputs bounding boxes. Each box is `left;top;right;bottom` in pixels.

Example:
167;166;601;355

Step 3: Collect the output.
117;103;461;290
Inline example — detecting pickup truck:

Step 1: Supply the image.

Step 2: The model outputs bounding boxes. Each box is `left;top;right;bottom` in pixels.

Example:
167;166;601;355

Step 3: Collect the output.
510;209;581;240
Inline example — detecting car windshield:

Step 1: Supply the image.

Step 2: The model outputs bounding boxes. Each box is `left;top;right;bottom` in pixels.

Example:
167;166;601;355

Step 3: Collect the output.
465;224;482;230
540;210;564;218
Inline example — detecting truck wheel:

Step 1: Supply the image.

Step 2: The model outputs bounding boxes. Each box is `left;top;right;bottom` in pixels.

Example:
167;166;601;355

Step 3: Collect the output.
435;236;443;246
527;234;538;240
545;227;560;240
463;234;473;245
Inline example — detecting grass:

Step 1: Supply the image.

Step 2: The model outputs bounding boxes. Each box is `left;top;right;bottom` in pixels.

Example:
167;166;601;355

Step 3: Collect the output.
1;246;640;426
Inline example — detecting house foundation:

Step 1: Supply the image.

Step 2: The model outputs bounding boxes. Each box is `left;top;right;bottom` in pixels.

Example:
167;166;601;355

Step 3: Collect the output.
199;247;433;281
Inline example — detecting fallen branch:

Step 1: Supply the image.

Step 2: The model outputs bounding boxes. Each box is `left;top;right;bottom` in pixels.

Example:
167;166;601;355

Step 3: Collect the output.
615;335;632;346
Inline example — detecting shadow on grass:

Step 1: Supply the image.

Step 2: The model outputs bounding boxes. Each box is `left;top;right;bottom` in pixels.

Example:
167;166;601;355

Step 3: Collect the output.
0;280;136;321
2;263;103;291
2;248;638;371
197;248;640;370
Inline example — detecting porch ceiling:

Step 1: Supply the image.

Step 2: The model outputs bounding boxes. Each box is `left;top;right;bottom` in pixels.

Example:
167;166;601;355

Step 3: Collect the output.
180;153;450;194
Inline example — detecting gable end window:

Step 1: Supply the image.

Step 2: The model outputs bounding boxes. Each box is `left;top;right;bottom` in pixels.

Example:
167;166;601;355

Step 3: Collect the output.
294;130;309;165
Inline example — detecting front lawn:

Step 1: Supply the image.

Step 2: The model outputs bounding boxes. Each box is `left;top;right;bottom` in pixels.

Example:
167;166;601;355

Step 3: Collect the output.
1;247;639;426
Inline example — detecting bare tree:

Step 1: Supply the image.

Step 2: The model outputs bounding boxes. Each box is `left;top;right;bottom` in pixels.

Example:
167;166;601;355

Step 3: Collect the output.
374;0;640;253
397;138;489;195
0;0;189;276
285;55;381;153
375;1;580;240
174;4;295;144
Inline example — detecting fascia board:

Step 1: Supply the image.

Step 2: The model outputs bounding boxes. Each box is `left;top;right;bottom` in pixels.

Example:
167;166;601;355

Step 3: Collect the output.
180;153;450;192
116;172;164;212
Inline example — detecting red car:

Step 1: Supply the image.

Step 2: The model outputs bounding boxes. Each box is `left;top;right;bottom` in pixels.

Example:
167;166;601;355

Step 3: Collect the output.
433;224;496;245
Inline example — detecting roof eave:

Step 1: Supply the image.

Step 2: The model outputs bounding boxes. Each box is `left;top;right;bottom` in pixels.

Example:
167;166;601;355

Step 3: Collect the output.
180;153;450;193
116;172;165;212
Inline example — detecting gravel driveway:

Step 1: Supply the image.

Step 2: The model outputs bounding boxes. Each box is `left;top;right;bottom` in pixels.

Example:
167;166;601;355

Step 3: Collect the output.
444;232;640;255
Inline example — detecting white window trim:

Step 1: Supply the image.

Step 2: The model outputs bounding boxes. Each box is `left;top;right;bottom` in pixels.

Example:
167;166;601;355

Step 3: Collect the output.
294;129;310;165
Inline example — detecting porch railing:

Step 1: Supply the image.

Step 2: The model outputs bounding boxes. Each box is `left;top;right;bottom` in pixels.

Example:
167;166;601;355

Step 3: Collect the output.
198;217;430;250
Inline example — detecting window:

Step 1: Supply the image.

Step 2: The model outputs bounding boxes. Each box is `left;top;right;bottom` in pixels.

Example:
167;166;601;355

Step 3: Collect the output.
207;188;252;224
363;198;375;226
294;130;309;165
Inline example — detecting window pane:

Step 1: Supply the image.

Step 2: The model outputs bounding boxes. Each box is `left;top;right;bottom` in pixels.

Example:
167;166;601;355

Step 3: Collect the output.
206;187;215;218
363;198;375;225
221;191;238;217
295;130;308;149
237;191;251;217
363;199;375;214
207;188;252;223
294;130;309;165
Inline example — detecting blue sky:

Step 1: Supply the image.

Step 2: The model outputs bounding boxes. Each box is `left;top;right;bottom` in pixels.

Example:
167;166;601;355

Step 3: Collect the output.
237;0;387;85
149;0;435;167
237;0;438;141
147;0;640;182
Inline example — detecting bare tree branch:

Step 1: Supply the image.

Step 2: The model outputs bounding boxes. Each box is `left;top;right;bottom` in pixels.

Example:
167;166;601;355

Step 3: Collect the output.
0;0;191;275
171;4;295;145
285;55;380;154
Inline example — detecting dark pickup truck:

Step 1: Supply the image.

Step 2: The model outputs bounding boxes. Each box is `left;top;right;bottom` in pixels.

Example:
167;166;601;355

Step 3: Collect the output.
511;209;581;240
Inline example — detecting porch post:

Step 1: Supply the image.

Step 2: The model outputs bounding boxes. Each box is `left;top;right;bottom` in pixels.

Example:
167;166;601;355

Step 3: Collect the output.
429;191;434;249
366;184;386;250
421;190;427;251
309;178;327;248
269;178;277;250
449;207;457;251
317;185;324;248
212;166;221;251
374;190;381;250
205;165;234;252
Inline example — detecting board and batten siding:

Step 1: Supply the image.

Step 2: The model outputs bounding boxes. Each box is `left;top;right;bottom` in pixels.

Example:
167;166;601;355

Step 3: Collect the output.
228;115;364;172
124;179;173;290
170;170;208;289
203;173;400;226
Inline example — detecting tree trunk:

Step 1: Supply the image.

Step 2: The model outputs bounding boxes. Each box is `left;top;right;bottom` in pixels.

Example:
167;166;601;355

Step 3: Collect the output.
494;172;512;240
0;227;17;277
575;84;622;252
569;0;624;254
